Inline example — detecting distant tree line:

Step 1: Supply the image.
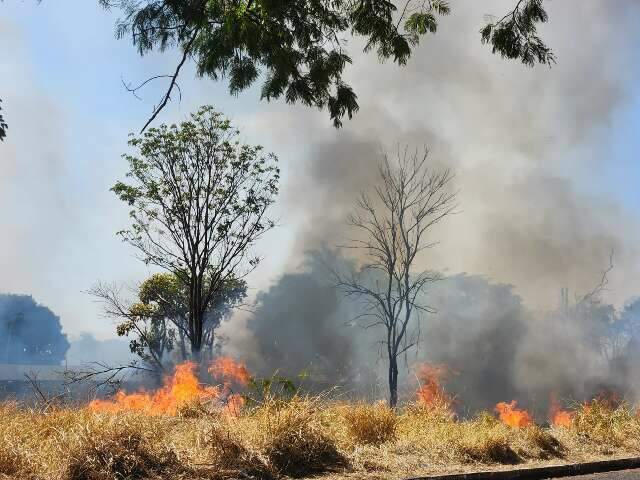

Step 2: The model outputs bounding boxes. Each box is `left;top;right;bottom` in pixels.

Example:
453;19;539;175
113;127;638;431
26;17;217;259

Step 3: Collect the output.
0;294;68;365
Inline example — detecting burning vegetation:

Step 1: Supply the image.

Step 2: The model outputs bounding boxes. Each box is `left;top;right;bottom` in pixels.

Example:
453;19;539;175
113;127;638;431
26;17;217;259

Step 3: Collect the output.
87;357;249;416
3;360;640;480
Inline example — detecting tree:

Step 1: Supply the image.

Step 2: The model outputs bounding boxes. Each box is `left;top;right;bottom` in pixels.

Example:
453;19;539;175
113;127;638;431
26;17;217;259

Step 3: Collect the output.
91;273;246;371
0;99;7;141
0;293;69;364
112;105;279;360
335;147;456;407
481;0;554;67
99;0;552;131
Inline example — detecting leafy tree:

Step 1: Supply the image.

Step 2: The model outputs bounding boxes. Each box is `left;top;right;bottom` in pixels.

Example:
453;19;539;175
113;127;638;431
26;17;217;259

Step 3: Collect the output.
91;273;246;371
0;294;69;364
0;99;7;142
99;0;552;131
112;105;279;359
335;147;457;407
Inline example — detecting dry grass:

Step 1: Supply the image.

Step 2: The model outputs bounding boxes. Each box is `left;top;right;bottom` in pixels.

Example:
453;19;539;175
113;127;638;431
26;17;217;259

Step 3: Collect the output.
340;401;398;446
2;397;640;480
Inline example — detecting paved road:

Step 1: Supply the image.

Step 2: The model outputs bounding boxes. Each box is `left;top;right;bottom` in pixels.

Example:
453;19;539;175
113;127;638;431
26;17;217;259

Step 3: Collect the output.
551;470;640;479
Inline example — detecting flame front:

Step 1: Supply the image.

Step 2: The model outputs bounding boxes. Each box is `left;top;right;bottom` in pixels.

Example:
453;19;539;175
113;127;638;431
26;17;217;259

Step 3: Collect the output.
89;357;250;416
209;356;251;415
549;394;572;427
495;400;533;427
415;362;453;411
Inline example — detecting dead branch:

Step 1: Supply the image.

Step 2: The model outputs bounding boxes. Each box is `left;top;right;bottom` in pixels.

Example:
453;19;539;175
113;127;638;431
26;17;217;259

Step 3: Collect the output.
63;361;154;395
139;27;200;133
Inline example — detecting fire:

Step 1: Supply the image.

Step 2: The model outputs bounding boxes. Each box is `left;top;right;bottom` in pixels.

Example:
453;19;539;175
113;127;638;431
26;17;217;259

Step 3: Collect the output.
209;356;251;415
209;356;250;385
593;390;622;409
549;394;572;427
495;400;533;427
414;362;454;410
89;357;251;416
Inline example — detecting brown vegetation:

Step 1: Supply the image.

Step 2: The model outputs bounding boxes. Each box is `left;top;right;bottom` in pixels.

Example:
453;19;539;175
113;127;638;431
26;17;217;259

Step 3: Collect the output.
3;396;640;480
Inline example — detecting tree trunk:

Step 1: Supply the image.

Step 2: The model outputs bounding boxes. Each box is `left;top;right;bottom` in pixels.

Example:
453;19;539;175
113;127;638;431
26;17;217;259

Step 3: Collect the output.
189;275;204;361
388;354;399;408
178;328;188;361
190;308;203;362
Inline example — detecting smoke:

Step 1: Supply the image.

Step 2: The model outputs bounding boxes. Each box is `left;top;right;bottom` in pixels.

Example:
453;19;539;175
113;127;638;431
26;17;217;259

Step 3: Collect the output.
239;250;640;416
233;1;640;409
65;333;135;366
270;0;640;308
245;254;354;385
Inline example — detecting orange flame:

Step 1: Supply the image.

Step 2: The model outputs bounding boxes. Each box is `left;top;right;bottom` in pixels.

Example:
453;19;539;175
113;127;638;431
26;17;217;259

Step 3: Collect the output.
495;400;533;427
415;363;454;410
549;394;572;427
209;356;250;385
89;357;251;416
208;356;251;415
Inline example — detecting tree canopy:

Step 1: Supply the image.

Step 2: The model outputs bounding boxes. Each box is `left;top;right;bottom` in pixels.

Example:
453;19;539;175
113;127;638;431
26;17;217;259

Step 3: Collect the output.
112;105;279;357
481;0;554;67
92;272;246;371
128;272;246;365
99;0;553;130
0;293;69;365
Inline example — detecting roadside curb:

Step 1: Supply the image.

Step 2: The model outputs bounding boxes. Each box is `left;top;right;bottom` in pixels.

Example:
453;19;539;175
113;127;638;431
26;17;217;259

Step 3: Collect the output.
405;457;640;480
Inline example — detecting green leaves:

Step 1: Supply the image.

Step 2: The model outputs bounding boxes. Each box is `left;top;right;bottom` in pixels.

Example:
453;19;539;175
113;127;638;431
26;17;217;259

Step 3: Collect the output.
113;105;278;334
102;0;451;128
481;0;554;67
405;12;438;37
229;56;260;95
102;0;553;128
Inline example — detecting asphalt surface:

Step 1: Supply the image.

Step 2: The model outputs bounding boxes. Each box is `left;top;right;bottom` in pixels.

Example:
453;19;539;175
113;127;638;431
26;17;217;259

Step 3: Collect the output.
551;470;640;479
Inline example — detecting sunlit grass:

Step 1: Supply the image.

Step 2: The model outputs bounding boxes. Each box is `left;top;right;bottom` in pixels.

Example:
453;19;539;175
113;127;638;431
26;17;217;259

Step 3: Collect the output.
2;396;640;479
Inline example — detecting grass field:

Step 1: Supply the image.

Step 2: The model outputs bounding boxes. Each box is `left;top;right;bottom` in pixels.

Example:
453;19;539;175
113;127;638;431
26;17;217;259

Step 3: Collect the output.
2;394;640;480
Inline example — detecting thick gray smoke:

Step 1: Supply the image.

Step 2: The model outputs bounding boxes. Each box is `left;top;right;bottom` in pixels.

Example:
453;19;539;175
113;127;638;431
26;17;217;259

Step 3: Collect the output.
272;0;640;308
232;1;640;413
242;250;640;417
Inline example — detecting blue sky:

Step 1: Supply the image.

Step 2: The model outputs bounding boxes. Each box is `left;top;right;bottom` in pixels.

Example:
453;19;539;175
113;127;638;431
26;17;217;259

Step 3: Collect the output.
2;1;640;343
0;1;296;339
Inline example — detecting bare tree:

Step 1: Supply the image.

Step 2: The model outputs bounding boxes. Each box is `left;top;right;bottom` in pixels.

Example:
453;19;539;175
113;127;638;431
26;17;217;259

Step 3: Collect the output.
336;147;456;407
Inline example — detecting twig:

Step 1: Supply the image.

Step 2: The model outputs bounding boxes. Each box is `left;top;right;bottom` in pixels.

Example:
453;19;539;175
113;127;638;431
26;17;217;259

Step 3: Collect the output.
139;27;200;133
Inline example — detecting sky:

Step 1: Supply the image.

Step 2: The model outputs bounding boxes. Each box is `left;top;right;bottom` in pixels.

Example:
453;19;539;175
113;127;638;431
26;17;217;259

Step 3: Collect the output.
1;1;640;343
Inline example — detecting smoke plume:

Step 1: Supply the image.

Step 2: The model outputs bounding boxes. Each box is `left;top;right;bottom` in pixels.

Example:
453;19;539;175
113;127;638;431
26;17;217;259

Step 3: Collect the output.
229;0;640;415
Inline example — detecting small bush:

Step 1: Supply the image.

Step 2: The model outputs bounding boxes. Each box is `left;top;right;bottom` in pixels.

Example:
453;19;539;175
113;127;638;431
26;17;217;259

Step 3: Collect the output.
460;431;519;464
520;426;564;459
